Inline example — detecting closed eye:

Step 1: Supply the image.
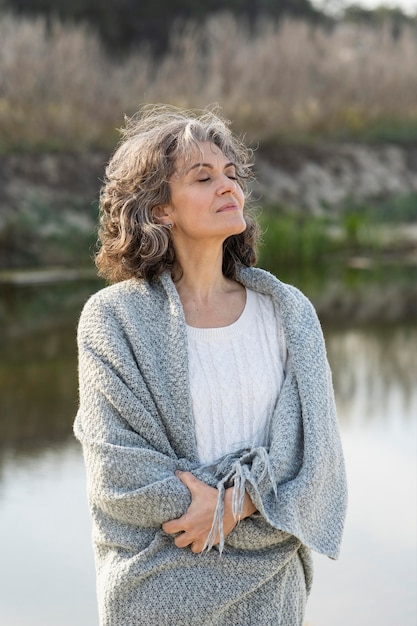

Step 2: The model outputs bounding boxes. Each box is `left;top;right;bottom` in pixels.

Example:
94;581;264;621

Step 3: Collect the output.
198;175;237;183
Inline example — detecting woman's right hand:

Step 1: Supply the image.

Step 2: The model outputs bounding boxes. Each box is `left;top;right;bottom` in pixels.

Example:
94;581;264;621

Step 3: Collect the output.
162;471;256;553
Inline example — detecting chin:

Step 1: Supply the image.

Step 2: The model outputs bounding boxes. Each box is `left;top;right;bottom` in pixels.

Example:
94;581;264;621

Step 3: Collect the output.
222;223;247;242
233;218;247;235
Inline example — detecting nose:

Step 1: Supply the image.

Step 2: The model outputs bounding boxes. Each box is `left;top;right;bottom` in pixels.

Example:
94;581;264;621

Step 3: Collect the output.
216;173;236;195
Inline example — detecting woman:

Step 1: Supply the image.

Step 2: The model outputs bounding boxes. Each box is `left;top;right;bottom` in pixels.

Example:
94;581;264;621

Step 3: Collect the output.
74;105;347;626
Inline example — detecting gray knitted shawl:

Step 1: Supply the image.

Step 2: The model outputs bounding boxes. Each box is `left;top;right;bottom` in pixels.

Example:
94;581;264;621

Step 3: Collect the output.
74;266;347;626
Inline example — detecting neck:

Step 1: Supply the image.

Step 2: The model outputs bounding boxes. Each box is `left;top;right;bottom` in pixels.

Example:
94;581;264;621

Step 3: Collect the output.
173;242;227;301
171;240;246;328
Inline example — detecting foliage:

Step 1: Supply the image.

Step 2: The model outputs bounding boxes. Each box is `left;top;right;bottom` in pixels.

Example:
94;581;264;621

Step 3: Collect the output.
344;5;415;26
1;13;417;152
258;212;333;268
0;196;98;269
257;194;417;271
347;193;417;223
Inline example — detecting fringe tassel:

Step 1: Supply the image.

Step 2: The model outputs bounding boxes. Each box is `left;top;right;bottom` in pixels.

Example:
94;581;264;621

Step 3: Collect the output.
203;479;226;554
255;447;278;500
231;462;246;522
202;447;279;555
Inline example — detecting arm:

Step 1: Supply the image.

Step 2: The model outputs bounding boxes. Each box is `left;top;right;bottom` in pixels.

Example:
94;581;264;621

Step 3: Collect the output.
74;295;217;530
75;380;194;528
162;471;256;553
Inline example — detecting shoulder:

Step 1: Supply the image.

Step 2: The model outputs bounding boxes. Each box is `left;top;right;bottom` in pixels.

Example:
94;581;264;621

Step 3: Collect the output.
78;278;165;335
78;272;184;343
81;277;164;315
237;266;314;313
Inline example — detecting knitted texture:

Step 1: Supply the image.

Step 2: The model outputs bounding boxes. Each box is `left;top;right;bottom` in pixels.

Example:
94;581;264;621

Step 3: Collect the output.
188;288;286;463
74;266;347;626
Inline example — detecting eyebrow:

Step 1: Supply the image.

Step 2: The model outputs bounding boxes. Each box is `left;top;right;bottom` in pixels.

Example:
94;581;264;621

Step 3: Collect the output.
185;161;236;174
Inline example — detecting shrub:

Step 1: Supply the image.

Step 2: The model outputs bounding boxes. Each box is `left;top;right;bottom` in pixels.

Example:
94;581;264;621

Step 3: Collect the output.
1;13;417;151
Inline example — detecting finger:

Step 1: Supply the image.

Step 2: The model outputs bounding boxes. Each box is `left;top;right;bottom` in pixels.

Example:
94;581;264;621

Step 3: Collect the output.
162;517;185;534
191;542;205;554
190;541;206;554
174;533;193;549
176;471;201;492
175;534;207;553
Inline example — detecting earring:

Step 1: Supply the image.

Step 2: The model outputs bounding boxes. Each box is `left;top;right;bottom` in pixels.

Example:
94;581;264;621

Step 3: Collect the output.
166;223;173;229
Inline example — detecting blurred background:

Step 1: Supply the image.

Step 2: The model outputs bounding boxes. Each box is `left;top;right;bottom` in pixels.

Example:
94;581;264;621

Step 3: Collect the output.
0;0;416;625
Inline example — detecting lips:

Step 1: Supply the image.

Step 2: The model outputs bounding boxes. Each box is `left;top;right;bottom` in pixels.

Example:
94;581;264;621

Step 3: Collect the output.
217;202;240;212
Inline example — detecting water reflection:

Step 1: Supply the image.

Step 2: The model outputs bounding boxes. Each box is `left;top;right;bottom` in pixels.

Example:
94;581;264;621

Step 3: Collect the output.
327;325;417;424
0;280;101;340
0;442;98;626
307;327;416;626
0;281;99;446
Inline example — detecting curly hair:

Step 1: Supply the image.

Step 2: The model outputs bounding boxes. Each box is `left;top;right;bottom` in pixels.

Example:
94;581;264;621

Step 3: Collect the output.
95;104;260;283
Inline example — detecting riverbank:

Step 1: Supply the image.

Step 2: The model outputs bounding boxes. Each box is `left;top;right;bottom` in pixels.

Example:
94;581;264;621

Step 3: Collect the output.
1;264;416;327
1;145;416;323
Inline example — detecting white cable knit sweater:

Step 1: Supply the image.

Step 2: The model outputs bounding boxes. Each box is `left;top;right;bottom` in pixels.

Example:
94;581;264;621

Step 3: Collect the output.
188;288;287;463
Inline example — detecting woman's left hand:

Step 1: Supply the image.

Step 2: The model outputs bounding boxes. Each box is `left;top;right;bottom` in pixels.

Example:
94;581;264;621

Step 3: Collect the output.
162;471;239;553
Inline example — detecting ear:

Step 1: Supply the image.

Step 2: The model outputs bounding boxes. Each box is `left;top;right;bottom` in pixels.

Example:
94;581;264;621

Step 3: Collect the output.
153;204;174;227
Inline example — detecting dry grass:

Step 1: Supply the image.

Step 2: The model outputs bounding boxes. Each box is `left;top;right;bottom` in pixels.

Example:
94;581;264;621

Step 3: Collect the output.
1;12;417;151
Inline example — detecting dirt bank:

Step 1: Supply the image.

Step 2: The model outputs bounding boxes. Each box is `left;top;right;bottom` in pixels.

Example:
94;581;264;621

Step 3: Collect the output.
1;143;417;269
2;142;417;214
255;141;417;213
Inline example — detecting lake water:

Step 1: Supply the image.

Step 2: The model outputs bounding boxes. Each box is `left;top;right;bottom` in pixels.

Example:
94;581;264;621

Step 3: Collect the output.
0;280;416;626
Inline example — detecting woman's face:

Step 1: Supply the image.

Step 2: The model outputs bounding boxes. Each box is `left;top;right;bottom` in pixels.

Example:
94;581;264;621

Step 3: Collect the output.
162;141;246;246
